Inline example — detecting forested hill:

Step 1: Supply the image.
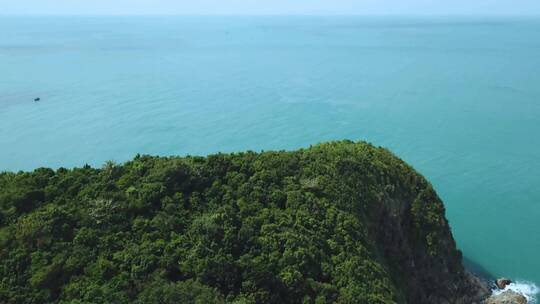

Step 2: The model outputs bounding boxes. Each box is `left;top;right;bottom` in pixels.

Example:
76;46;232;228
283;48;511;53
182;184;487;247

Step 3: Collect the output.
0;141;487;303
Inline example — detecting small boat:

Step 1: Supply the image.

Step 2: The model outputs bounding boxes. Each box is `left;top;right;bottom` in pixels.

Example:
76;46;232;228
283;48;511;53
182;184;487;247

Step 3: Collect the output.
34;97;40;102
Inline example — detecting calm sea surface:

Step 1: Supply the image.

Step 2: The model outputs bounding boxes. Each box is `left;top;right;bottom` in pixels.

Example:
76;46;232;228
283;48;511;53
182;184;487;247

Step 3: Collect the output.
1;16;539;296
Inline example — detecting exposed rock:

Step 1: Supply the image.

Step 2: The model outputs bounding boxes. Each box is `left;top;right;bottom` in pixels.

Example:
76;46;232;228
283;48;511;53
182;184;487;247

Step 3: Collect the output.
463;271;491;303
496;278;513;289
486;290;527;304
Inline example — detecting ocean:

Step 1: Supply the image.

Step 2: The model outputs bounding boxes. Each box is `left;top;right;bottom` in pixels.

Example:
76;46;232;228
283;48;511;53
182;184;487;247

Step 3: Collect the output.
1;15;539;299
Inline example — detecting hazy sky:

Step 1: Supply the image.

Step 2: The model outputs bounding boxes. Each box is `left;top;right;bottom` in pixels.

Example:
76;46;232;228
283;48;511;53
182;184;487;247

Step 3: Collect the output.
2;0;540;15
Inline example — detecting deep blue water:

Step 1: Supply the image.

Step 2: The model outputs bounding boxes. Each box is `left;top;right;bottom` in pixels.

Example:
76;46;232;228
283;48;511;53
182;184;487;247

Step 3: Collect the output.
1;16;539;297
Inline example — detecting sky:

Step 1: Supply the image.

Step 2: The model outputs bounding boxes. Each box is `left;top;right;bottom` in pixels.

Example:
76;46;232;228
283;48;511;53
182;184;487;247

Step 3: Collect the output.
2;0;540;15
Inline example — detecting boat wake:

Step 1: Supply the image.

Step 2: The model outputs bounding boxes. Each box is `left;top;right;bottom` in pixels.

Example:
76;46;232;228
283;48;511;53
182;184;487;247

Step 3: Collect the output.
492;281;540;303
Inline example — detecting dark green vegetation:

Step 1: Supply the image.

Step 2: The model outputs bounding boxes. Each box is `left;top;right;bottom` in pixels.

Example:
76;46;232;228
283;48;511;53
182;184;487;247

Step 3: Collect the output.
0;141;484;303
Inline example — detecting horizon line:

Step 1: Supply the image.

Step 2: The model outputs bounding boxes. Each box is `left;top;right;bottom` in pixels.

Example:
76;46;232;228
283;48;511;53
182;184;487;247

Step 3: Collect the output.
1;13;540;17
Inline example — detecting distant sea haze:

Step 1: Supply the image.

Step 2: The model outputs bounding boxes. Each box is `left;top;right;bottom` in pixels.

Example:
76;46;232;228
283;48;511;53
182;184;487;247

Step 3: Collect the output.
1;15;539;300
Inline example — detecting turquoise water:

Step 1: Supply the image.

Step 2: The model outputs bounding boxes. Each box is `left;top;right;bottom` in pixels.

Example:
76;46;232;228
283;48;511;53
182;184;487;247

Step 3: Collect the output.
1;16;540;293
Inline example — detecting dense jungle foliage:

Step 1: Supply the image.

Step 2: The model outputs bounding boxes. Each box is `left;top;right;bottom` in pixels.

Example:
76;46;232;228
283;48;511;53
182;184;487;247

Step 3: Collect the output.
0;141;465;304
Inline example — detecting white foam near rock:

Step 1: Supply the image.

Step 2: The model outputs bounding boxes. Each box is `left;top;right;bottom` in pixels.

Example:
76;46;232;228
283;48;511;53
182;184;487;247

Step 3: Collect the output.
492;281;540;303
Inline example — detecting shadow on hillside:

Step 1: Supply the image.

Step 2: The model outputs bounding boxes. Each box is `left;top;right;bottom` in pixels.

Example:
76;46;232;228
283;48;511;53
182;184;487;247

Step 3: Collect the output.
463;256;495;281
